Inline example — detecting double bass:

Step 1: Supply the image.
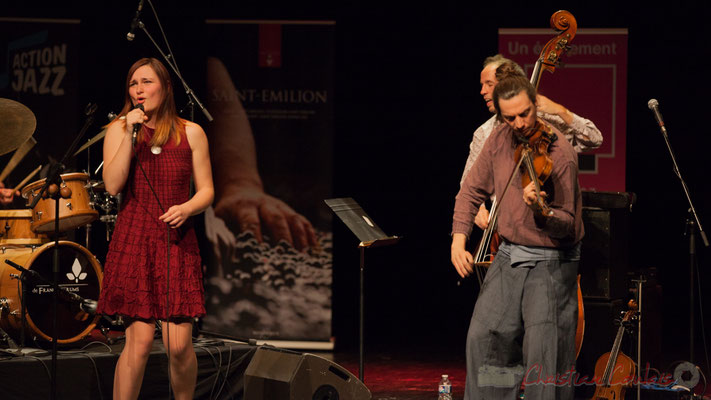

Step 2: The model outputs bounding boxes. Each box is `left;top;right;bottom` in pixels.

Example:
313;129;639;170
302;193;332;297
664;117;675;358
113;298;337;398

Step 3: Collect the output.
473;9;577;266
471;10;585;358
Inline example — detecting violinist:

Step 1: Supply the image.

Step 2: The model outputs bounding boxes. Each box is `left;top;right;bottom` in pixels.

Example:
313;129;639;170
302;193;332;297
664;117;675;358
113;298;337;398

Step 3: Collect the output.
461;54;601;229
451;75;584;400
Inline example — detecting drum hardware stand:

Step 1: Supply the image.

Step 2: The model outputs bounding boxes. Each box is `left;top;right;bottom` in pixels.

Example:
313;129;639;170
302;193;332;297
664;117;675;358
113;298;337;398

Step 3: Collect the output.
85;127;92;251
0;326;18;349
0;296;19;350
99;215;115;242
78;112;118;251
26;103;97;400
97;316;125;345
84;214;92;250
647;100;709;365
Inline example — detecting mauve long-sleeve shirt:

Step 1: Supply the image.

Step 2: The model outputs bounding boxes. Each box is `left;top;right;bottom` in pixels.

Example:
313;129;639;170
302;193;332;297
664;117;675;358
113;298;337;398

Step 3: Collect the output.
453;121;584;248
459;111;602;187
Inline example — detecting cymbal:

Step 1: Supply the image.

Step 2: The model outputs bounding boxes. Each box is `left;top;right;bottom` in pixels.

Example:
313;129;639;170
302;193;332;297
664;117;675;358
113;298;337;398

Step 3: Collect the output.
0;98;36;156
0;136;36;182
74;128;107;156
88;180;105;190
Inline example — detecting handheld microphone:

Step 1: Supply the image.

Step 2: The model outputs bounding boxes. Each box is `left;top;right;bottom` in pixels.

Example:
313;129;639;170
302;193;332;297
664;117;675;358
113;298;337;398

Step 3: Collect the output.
132;103;144;146
647;99;665;128
126;0;145;41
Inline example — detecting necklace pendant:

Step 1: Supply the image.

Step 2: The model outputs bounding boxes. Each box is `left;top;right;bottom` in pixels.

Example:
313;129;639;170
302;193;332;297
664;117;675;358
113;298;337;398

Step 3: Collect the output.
151;146;162;155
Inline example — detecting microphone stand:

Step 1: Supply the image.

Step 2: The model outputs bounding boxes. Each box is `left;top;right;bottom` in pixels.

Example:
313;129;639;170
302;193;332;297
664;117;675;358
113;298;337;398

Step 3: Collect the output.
651;110;709;364
133;1;213;122
27;104;97;400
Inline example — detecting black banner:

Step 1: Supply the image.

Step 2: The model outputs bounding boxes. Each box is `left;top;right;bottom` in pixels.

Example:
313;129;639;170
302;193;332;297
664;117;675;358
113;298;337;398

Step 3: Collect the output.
0;18;81;186
202;20;335;344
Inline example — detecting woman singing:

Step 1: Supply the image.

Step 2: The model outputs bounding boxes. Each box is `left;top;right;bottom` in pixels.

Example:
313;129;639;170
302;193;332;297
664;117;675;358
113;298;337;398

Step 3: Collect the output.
97;57;214;399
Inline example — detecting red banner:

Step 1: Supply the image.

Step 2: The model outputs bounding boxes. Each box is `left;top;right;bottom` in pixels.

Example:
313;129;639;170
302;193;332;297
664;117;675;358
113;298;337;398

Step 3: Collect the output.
258;24;282;68
499;29;628;191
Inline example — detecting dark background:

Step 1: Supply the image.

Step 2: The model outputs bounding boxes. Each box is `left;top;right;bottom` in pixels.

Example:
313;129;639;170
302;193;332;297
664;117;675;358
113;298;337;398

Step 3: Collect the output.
4;0;711;376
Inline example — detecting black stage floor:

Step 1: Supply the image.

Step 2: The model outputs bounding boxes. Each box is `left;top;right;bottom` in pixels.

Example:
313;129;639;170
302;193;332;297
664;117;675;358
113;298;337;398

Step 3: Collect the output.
0;335;255;399
0;334;706;400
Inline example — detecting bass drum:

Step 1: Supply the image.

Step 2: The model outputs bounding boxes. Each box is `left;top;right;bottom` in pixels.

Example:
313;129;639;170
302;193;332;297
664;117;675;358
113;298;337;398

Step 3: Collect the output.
0;241;102;344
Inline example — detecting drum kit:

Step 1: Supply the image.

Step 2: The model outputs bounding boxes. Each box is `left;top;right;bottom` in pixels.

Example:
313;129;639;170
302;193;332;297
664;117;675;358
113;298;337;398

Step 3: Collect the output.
0;98;119;346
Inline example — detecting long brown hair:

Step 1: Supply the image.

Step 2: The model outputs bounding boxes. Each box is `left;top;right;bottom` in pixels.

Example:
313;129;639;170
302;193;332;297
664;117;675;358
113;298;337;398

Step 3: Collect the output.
112;57;185;146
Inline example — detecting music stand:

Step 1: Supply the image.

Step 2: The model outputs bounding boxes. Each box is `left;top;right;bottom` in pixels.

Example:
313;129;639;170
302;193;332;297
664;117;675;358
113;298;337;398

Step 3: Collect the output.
325;198;399;383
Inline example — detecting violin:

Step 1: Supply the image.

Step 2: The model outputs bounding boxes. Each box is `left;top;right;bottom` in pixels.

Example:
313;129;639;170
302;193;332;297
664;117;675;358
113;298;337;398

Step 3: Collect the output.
515;119;557;217
591;300;637;400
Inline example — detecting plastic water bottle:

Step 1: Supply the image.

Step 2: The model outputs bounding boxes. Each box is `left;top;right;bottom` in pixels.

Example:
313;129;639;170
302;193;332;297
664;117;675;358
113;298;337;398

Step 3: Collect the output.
438;374;452;400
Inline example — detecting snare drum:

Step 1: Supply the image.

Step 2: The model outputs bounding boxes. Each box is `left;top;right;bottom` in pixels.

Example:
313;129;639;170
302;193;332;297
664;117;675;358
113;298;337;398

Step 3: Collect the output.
0;209;49;246
22;172;99;234
0;241;102;343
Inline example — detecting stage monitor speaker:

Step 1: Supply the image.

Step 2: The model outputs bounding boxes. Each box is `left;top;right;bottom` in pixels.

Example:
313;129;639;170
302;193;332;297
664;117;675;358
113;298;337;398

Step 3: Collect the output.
580;191;635;300
244;346;371;400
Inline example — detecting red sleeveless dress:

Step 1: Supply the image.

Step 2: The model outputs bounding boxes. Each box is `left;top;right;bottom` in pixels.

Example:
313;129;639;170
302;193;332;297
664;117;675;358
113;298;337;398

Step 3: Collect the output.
97;127;205;319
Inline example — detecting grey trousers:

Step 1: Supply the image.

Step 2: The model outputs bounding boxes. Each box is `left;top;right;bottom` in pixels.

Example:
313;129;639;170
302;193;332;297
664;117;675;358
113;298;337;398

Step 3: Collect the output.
464;251;579;400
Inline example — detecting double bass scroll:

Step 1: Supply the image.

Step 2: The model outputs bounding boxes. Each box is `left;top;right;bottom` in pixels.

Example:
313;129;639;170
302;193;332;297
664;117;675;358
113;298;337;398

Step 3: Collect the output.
530;10;577;89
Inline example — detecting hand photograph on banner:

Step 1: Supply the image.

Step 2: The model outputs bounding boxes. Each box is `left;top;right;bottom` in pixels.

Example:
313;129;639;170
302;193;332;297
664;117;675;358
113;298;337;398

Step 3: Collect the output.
201;21;335;343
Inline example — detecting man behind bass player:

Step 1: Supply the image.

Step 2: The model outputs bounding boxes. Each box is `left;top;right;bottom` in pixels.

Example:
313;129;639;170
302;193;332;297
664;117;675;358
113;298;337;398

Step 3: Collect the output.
451;75;584;400
462;54;601;229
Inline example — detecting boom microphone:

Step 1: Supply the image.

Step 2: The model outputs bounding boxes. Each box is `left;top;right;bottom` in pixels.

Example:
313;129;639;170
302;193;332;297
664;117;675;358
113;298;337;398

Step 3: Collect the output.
647;99;665;129
126;0;145;41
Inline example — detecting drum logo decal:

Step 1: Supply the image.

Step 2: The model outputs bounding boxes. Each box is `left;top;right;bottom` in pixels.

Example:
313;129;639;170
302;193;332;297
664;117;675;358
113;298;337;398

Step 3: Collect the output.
66;258;87;283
